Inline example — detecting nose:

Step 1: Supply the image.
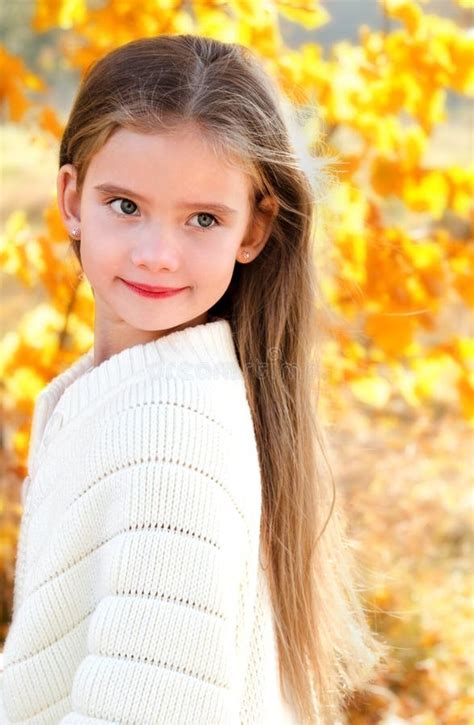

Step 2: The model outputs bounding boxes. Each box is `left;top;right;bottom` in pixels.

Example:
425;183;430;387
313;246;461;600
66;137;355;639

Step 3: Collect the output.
130;228;181;271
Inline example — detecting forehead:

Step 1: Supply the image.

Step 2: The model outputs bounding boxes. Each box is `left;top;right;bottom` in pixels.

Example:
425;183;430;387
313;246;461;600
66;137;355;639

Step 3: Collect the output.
86;126;253;201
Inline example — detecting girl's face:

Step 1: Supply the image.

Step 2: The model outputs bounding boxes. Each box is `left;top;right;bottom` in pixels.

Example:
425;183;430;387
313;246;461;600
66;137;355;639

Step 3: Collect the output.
57;125;274;352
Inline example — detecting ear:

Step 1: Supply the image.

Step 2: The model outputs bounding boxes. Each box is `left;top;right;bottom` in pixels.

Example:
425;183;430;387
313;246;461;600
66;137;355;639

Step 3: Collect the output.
238;195;279;262
57;164;81;235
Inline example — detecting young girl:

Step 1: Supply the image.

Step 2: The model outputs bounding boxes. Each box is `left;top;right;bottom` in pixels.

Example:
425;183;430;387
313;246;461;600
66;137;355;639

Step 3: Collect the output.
1;34;387;724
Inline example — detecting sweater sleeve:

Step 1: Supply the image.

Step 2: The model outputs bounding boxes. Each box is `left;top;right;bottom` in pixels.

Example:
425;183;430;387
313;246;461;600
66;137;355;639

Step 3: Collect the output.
10;475;32;625
60;398;252;725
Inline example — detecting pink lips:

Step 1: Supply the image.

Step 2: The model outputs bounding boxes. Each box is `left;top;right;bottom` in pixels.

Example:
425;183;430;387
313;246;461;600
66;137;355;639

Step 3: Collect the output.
121;279;188;298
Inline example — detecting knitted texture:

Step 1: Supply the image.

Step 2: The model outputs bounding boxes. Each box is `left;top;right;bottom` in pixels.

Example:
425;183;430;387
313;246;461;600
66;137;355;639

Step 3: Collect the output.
0;319;298;724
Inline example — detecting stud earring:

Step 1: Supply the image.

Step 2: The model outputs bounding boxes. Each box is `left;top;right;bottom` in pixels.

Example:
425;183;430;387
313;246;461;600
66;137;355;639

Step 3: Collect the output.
240;249;251;262
71;224;81;238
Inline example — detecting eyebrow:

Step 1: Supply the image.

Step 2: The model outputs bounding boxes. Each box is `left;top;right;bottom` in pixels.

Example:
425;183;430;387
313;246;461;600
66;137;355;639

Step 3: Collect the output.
93;183;238;215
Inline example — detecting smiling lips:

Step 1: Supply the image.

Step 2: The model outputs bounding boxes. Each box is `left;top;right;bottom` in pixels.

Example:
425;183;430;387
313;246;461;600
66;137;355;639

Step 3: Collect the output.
122;279;186;292
121;278;188;298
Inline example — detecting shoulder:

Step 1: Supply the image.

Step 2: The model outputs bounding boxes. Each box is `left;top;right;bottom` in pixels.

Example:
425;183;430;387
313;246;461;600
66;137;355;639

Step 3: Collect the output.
88;371;258;474
99;374;262;533
107;369;253;442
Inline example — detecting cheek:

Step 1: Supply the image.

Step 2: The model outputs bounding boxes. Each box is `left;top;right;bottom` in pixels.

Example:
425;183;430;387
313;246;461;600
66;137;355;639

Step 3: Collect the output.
80;233;120;282
195;257;232;289
201;251;237;289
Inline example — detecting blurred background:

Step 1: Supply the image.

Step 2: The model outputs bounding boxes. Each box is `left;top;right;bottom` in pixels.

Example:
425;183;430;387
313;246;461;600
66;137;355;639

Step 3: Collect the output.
1;1;473;722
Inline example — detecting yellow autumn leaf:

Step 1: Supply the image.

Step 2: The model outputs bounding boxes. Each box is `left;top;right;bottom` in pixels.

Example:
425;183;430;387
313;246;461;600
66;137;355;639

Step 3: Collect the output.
350;374;392;408
7;366;46;409
194;7;237;42
404;239;443;270
17;303;64;351
401;125;428;166
12;427;31;464
43;201;69;243
402;170;450;217
365;313;418;356
455;338;474;366
0;330;20;379
229;0;274;27
453;272;474;307
411;353;458;400
32;0;87;31
450;32;474;94
457;374;474;424
370;156;404;197
384;0;422;35
445;165;474;216
391;363;422;406
0;45;46;121
38;105;64;139
276;0;330;31
0;210;35;286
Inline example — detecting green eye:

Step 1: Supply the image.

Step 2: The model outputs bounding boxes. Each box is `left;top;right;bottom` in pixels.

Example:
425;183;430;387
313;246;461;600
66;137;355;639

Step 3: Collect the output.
107;198;139;216
191;212;219;230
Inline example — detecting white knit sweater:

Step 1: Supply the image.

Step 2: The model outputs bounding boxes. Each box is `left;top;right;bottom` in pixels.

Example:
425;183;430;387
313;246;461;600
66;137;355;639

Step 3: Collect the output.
0;319;299;724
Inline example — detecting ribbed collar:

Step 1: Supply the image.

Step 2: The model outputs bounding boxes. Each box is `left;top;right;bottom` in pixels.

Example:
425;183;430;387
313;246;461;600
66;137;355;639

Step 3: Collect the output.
27;318;241;476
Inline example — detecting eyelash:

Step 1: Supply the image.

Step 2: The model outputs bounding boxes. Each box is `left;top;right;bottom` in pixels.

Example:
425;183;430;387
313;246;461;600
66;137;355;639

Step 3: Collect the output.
104;197;221;231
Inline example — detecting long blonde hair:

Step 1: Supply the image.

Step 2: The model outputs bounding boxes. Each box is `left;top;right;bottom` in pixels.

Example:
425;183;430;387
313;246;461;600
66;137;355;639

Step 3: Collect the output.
59;34;389;723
